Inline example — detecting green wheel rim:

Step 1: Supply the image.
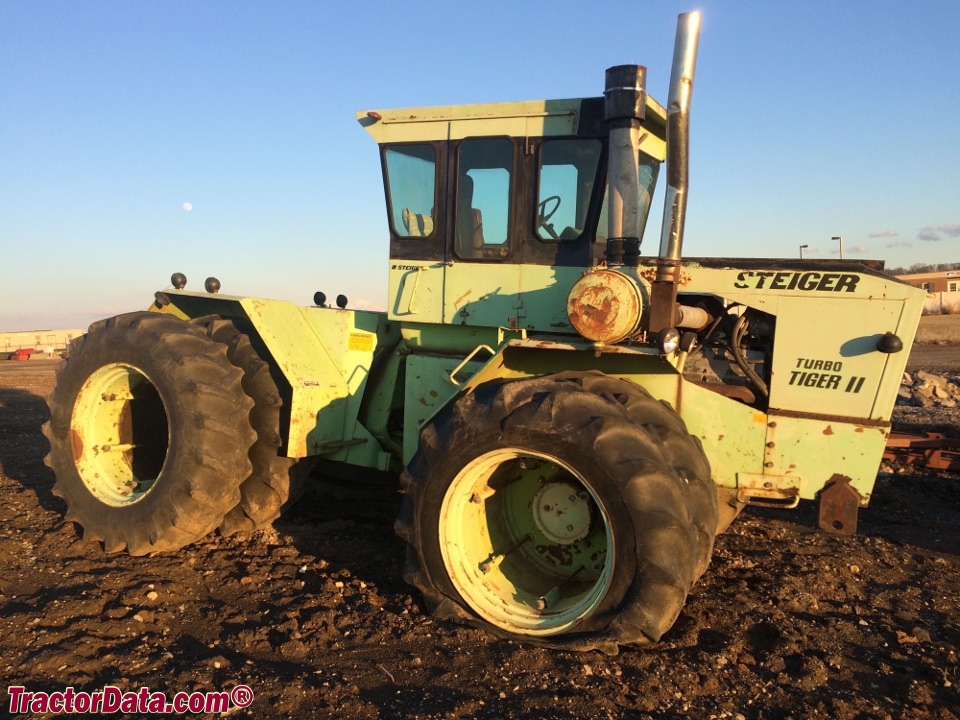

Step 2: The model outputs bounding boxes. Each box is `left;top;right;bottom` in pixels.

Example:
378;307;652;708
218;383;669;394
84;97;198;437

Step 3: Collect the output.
70;363;169;507
439;448;614;635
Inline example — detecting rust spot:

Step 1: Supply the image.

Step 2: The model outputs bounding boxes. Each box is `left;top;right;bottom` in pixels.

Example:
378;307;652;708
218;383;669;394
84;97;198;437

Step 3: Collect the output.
855;427;864;433
568;288;618;340
637;267;692;286
70;429;83;462
454;290;472;308
429;390;438;397
823;425;834;436
535;543;574;567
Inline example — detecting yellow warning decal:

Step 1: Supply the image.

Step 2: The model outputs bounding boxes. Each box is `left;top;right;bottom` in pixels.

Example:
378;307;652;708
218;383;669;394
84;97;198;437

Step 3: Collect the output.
348;333;374;352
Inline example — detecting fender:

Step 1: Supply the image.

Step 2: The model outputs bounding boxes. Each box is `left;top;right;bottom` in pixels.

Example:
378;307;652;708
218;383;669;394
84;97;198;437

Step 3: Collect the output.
151;290;398;468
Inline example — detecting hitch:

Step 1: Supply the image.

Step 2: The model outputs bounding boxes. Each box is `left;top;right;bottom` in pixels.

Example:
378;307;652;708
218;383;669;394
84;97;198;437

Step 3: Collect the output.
818;475;862;536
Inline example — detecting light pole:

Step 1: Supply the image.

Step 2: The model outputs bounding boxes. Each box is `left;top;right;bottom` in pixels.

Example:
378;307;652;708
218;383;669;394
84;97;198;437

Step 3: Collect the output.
832;235;844;259
799;244;809;259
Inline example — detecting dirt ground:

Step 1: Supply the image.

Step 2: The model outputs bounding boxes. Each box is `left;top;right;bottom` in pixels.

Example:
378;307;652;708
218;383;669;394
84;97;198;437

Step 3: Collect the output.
0;338;958;719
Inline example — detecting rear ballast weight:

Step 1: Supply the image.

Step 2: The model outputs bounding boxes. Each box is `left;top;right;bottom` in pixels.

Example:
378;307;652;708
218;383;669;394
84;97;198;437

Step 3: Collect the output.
43;11;926;652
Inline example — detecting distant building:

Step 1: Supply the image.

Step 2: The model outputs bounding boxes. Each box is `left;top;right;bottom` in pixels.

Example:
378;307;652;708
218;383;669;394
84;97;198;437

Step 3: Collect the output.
0;329;85;358
895;270;960;293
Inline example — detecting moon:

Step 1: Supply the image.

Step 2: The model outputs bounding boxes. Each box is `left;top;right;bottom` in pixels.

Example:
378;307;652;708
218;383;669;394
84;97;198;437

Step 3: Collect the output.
182;202;193;212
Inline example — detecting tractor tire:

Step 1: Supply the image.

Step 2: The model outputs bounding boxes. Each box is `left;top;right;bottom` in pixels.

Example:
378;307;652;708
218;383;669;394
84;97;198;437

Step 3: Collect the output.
43;312;256;555
397;371;718;653
193;316;316;536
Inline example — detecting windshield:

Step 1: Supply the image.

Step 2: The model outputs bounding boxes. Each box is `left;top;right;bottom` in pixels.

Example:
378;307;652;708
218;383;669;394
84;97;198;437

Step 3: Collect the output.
536;138;603;242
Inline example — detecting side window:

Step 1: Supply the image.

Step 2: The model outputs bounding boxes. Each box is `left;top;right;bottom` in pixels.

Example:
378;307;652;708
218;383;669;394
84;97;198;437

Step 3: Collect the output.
596;155;660;245
537;139;602;241
385;145;436;238
456;139;513;259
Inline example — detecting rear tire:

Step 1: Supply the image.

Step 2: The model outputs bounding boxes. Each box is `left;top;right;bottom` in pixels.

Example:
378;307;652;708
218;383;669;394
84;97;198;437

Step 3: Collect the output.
397;371;718;652
43;312;256;555
193;317;316;536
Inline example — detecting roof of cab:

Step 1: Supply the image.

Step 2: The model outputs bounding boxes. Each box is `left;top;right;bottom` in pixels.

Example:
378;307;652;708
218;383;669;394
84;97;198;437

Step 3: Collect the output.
357;95;667;161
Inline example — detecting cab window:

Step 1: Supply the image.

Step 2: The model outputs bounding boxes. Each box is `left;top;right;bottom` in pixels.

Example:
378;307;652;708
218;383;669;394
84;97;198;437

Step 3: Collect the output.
456;138;513;260
537;139;602;241
384;145;437;238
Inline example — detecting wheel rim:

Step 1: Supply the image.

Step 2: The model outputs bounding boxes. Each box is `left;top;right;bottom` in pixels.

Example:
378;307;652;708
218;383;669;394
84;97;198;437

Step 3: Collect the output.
70;363;169;506
439;449;614;635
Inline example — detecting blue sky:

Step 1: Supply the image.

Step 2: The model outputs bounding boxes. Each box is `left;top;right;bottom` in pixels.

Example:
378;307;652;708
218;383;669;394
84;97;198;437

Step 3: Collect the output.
2;0;958;332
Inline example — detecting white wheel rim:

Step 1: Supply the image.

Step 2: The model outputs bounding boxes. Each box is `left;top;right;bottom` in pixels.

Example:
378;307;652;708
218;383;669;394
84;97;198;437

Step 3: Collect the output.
439;448;614;635
70;363;169;506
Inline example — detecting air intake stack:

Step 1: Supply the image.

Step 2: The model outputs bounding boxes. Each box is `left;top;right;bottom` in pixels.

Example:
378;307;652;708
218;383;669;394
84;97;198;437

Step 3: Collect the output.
603;64;647;267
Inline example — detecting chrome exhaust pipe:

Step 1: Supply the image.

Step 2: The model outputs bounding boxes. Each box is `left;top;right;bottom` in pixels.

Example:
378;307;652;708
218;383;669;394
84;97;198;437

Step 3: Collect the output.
649;11;701;333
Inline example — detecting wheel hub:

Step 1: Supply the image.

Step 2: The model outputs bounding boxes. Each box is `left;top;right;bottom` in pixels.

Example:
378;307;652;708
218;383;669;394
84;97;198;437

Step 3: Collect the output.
532;482;593;544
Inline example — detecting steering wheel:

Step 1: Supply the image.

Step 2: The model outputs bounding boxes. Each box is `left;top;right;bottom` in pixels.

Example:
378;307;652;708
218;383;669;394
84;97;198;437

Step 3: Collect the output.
537;195;561;226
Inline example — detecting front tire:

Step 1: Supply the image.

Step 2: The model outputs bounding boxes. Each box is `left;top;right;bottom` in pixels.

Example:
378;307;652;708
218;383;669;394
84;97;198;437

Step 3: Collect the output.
43;312;256;555
397;371;717;652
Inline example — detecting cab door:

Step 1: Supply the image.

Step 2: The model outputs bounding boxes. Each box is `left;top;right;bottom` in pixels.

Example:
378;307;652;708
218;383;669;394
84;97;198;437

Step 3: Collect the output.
383;143;448;324
443;137;521;328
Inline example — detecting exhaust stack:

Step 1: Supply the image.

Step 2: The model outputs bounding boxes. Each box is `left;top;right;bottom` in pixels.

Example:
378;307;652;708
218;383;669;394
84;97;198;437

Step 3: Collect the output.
649;11;701;333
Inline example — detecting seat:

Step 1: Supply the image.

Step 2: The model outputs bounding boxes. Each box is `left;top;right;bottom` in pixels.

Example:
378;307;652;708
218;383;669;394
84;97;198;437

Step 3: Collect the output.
456;174;485;257
401;207;434;237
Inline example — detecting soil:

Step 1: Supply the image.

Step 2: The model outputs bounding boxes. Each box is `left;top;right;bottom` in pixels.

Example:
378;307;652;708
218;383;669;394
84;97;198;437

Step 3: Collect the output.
1;353;958;720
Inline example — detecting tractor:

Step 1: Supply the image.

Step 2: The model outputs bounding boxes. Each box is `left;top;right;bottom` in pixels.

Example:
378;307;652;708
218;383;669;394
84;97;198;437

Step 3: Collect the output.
44;13;926;653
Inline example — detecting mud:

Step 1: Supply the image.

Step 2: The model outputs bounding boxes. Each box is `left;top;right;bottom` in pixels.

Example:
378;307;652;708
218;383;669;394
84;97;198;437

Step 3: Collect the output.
0;359;958;719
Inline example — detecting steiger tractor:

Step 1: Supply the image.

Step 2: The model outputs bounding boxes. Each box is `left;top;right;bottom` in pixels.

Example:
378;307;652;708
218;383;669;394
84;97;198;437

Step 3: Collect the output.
44;13;926;653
